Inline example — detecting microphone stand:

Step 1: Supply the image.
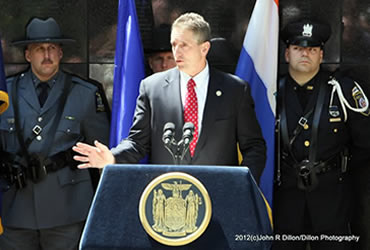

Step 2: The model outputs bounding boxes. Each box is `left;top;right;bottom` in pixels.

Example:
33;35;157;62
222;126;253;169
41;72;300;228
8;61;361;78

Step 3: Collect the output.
162;123;194;165
163;139;188;165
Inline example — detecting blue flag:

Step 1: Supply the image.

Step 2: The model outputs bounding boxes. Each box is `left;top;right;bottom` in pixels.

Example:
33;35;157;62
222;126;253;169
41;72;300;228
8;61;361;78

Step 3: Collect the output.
109;0;146;148
0;38;9;115
235;0;279;207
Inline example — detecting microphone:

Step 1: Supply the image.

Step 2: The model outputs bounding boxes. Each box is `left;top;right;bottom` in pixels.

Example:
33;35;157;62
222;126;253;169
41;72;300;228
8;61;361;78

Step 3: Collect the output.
162;122;175;146
182;122;194;146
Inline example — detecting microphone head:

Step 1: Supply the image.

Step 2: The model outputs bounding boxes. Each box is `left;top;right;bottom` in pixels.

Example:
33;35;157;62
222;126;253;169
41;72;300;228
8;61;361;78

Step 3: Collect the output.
183;122;194;132
163;122;176;145
182;122;194;146
163;122;175;132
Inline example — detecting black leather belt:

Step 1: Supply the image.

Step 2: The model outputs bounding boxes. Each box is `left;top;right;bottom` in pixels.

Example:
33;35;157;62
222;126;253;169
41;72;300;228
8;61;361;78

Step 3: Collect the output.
282;154;340;175
313;156;339;174
0;149;77;189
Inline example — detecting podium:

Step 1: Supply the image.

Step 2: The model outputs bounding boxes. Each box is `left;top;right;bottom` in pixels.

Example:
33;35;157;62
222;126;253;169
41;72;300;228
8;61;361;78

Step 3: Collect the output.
80;165;272;250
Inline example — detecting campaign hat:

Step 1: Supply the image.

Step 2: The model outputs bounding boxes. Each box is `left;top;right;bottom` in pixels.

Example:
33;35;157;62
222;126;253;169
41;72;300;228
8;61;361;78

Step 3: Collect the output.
145;24;172;53
12;17;75;46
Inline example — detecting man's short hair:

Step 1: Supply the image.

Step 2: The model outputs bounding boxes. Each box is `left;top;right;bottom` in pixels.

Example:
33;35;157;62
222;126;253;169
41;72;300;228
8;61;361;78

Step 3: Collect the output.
172;12;211;44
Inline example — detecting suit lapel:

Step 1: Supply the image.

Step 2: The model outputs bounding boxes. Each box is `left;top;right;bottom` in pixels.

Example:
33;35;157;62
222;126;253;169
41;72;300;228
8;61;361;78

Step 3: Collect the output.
192;68;221;160
163;68;183;134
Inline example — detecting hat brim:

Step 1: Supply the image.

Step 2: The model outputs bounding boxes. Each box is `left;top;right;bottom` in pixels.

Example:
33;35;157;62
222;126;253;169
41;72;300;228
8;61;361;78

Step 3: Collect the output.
144;47;172;54
12;38;76;46
287;36;323;47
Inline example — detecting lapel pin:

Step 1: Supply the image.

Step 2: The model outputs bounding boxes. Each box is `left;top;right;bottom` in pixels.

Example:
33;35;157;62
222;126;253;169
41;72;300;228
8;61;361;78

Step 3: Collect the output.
216;90;222;96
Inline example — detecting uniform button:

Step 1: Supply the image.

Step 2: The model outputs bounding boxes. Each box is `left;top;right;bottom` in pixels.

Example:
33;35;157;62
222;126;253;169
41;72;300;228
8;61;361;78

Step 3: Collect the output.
9;127;14;131
303;124;309;130
66;128;71;133
36;135;42;141
304;140;310;147
333;128;338;133
38;117;43;122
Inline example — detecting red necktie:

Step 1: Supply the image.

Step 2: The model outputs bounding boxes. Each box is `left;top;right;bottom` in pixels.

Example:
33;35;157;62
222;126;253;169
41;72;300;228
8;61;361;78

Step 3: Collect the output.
184;78;198;157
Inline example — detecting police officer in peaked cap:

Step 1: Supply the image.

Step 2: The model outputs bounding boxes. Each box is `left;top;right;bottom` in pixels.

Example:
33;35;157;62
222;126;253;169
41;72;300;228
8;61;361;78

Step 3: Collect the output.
0;17;110;249
273;19;370;250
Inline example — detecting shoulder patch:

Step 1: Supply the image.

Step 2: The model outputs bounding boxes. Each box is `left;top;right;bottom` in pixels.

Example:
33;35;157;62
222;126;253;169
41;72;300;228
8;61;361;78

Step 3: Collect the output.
352;86;370;116
95;91;106;112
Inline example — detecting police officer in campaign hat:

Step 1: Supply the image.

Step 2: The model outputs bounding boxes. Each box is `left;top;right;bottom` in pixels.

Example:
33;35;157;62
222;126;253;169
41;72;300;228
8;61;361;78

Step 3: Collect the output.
0;17;110;249
145;24;176;74
273;19;370;250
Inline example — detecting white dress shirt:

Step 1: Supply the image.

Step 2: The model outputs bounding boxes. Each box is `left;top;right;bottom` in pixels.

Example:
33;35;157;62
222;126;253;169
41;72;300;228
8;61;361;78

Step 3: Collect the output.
179;62;210;135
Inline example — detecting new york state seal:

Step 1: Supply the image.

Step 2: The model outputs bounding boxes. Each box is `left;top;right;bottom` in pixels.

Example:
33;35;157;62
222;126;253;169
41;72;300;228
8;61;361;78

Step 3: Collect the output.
139;172;212;246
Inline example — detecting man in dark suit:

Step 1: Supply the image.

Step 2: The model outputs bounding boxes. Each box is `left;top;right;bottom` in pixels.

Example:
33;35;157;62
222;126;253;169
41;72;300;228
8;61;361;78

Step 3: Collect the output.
73;12;266;183
0;17;110;249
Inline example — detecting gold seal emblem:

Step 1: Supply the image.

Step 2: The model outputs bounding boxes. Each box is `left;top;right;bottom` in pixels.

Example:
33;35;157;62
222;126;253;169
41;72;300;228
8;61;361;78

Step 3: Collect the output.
139;172;212;246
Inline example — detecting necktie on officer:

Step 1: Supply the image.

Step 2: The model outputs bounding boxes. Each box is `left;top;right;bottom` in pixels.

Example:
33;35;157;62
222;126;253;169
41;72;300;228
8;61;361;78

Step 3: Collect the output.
184;78;198;157
37;82;49;107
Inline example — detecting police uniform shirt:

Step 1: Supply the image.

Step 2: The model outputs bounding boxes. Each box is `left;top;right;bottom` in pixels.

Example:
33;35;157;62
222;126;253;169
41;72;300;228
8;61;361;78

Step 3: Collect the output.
31;70;58;97
284;73;319;162
287;74;315;110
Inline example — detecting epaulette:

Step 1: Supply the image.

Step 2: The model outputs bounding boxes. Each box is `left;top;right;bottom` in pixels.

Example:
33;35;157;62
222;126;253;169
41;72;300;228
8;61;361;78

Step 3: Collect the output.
5;69;29;85
62;71;102;89
63;71;111;116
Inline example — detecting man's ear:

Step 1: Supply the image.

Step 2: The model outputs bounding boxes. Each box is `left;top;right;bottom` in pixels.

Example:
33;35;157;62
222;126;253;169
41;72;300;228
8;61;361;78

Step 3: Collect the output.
284;48;290;63
25;49;31;63
202;41;211;55
59;47;63;60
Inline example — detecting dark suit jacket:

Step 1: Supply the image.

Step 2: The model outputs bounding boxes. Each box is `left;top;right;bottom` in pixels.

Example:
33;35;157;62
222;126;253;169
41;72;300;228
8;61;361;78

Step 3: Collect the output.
111;67;266;181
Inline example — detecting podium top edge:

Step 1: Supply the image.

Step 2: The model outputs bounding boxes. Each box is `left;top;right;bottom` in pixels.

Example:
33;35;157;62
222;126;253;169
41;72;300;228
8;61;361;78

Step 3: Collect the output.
104;164;249;170
101;164;251;176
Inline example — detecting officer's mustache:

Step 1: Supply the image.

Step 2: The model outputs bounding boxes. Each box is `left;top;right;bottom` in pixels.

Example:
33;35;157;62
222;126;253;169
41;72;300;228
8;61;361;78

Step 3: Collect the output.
299;56;311;62
42;59;53;64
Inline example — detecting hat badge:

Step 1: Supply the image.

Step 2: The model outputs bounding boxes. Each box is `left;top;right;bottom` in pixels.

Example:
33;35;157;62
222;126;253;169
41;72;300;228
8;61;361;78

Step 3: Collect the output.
302;24;313;37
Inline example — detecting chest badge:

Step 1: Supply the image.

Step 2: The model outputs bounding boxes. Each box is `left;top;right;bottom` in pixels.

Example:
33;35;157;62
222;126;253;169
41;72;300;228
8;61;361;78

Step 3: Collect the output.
329;105;340;117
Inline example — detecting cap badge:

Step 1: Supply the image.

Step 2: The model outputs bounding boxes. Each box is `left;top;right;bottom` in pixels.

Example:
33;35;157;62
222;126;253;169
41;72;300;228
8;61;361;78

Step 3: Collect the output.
302;24;313;37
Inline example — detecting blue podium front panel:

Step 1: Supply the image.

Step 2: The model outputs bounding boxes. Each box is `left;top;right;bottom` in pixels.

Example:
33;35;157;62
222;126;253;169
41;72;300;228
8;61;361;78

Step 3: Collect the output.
80;165;272;250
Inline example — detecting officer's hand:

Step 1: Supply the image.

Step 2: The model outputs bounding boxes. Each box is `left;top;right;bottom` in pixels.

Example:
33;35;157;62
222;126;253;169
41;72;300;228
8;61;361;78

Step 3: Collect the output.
72;140;115;169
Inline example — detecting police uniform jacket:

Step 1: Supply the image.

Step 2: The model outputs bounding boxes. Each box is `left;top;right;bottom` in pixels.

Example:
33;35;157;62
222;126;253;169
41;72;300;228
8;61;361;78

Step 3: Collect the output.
274;69;370;232
0;69;110;229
